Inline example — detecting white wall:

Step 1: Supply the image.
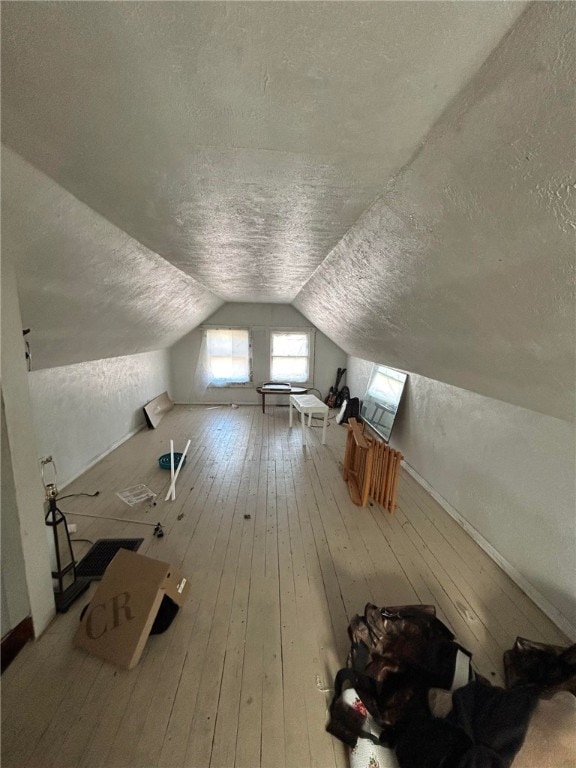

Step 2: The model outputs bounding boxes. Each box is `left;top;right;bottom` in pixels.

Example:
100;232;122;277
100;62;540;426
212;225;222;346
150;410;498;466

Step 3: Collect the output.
170;303;347;405
4;148;223;372
348;355;576;637
28;350;171;489
1;252;171;638
1;256;55;635
1;395;30;636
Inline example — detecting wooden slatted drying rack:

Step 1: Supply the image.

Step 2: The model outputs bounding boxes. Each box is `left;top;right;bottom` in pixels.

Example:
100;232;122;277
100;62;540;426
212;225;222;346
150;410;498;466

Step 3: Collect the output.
342;418;403;512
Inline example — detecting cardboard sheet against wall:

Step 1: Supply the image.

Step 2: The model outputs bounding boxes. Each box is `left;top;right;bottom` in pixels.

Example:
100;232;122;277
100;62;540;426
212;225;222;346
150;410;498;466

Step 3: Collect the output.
143;391;174;428
74;549;190;669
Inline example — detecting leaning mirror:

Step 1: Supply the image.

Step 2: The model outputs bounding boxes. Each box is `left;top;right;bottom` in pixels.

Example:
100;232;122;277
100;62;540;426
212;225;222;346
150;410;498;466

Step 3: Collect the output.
360;364;407;443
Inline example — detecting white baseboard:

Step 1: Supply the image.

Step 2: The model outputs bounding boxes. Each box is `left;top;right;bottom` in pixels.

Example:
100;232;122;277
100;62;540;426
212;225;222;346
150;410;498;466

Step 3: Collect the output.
402;461;576;641
174;401;260;407
60;423;146;490
62;403;257;485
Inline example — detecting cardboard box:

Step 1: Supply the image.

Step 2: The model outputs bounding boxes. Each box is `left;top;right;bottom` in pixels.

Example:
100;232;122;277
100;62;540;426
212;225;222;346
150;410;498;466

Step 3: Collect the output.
74;548;190;669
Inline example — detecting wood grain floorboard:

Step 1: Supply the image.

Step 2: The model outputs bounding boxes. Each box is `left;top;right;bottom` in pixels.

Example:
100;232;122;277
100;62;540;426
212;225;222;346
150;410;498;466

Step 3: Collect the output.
2;405;569;768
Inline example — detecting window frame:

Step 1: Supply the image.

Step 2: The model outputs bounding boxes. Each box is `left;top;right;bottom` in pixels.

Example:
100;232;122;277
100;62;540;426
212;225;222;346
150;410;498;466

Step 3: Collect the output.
269;328;315;387
202;326;254;388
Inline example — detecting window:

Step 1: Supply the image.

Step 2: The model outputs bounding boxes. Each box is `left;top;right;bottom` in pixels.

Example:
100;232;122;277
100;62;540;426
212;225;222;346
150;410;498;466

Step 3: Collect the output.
204;328;252;387
270;330;313;384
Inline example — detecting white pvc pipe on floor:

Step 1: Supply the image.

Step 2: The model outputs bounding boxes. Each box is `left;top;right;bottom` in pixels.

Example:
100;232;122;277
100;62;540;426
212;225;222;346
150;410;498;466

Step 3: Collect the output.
165;438;191;501
170;439;175;501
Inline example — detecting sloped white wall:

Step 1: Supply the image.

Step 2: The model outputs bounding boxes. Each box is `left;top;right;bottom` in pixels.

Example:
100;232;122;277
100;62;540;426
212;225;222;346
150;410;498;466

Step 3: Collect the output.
348;355;576;637
3;148;223;371
28;350;171;489
170;303;346;404
1;256;55;635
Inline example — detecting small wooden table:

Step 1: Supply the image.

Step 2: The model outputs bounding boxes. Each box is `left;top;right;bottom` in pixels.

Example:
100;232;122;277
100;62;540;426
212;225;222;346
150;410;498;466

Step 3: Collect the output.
289;394;329;446
256;385;309;413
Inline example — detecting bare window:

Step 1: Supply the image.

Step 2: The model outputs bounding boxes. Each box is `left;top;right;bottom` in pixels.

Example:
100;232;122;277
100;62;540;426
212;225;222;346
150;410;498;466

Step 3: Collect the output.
204;328;252;387
270;331;312;384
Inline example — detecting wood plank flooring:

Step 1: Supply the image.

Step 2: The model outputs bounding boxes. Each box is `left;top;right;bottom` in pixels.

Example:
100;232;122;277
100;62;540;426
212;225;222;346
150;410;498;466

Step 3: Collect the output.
1;404;568;768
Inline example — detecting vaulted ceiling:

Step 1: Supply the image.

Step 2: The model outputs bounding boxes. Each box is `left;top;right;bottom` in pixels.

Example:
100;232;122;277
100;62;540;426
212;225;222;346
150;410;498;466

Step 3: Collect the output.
2;2;574;421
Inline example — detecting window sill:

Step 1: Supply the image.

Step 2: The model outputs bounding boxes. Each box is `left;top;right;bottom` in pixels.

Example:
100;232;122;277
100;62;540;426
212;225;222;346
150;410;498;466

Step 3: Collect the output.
207;382;255;389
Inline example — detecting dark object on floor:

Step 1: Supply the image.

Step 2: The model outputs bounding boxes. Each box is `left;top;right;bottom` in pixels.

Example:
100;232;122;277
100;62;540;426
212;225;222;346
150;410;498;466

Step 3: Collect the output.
150;595;179;634
153;523;164;538
244;514;251;520
326;603;473;748
339;397;360;425
1;616;34;674
395;682;539;768
158;452;186;470
328;605;576;768
75;538;143;579
504;636;576;694
335;385;350;408
395;713;471;767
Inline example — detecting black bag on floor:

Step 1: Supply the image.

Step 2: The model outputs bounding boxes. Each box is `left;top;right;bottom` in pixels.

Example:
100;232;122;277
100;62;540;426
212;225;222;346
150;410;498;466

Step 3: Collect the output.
340;397;360;425
335;386;350;408
503;636;576;693
327;603;473;747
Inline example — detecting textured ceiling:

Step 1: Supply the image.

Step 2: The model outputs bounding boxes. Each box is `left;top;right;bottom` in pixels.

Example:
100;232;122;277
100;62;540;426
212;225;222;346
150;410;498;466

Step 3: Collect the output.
4;1;573;423
2;1;524;300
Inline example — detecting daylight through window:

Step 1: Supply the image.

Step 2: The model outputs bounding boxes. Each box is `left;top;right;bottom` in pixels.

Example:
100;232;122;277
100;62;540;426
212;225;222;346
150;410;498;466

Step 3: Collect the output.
205;328;251;386
270;331;311;383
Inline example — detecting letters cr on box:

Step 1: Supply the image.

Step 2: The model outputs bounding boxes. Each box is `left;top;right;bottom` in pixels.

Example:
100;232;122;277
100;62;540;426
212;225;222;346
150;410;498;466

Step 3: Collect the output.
74;548;190;669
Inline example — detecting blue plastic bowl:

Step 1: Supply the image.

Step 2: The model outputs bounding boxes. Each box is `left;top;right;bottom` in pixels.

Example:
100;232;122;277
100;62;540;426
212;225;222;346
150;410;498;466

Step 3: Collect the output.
158;452;186;470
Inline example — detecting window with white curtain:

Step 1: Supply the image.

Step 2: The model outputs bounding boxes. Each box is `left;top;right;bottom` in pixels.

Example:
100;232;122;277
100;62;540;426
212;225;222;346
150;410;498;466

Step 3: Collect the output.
204;328;252;387
270;330;313;384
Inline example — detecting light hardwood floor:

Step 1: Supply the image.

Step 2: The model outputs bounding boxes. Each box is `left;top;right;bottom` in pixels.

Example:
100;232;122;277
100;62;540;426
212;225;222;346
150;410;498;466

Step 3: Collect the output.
1;404;568;768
